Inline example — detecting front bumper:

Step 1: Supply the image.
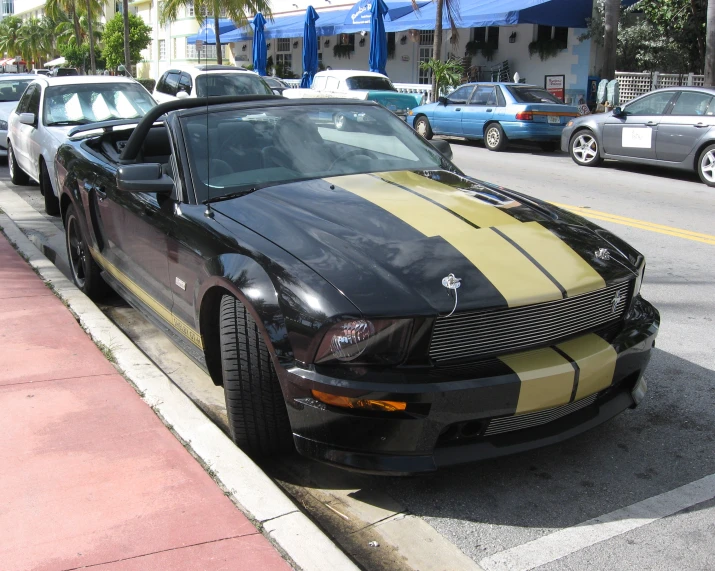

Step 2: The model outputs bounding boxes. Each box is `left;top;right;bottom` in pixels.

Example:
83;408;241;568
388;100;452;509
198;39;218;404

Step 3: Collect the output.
561;125;576;152
278;297;659;474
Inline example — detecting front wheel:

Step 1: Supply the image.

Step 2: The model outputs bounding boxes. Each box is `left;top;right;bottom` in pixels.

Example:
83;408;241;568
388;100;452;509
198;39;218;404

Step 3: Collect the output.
570;130;602;167
414;116;433;140
219;294;292;456
484;123;508;151
8;143;29;185
697;144;715;187
64;204;107;300
333;112;351;131
40;160;60;216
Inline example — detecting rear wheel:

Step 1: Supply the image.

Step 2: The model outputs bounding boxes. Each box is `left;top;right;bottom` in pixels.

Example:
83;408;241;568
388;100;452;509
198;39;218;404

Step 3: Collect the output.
697;144;715;187
414;116;433;140
484;123;508;151
333;112;351;131
8;142;29;185
40;160;60;216
65;204;107;300
219;294;292;456
570;130;602;167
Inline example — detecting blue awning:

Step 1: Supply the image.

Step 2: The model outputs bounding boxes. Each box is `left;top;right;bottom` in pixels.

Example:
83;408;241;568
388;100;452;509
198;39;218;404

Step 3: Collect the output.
340;0;429;31
187;19;238;45
222;8;352;43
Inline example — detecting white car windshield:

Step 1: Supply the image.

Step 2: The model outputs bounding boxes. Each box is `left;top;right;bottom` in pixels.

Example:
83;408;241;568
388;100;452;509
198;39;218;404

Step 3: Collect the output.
0;79;33;102
345;76;395;91
181;104;453;203
195;74;273;97
43;83;156;126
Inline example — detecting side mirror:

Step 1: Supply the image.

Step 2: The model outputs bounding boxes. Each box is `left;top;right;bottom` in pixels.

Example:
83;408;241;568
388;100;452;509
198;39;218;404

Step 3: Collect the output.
272;88;282;96
612;106;624;117
116;163;174;194
438;96;449;106
430;139;453;160
176;90;189;99
19;112;36;126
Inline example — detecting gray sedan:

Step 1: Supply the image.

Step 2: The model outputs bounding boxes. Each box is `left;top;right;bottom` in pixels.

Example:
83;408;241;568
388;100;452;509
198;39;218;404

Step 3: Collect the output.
561;87;715;187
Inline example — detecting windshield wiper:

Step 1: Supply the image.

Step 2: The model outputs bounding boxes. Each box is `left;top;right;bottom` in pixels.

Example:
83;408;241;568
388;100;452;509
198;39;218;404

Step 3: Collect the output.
46;120;92;126
203;187;261;204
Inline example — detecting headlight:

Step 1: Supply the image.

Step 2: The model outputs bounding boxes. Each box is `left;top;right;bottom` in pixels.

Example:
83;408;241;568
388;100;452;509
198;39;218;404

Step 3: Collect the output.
314;318;412;365
0;120;8;130
633;261;646;297
566;120;574;127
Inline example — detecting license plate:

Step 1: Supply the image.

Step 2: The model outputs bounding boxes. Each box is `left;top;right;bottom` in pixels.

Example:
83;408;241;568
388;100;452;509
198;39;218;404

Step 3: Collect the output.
548;115;561;125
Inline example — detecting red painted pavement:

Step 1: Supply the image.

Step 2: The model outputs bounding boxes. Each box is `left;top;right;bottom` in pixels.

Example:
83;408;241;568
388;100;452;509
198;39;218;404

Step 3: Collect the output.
0;235;292;570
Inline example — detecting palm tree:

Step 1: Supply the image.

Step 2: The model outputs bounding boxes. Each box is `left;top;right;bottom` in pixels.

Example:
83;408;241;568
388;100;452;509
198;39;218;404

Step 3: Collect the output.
0;16;24;60
706;0;715;85
46;0;83;53
85;0;96;73
427;0;460;102
160;0;272;65
18;18;50;68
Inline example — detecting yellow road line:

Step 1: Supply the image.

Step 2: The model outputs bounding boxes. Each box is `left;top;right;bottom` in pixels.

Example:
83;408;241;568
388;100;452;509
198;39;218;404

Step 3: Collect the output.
551;202;715;246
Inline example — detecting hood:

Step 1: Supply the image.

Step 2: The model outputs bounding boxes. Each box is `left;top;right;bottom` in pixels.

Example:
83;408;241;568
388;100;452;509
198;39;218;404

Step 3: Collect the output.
365;90;421;109
47;125;75;145
212;170;638;316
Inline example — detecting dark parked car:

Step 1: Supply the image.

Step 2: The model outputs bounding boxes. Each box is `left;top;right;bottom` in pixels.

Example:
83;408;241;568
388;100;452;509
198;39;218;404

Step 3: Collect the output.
56;97;659;474
262;76;291;95
562;87;715;186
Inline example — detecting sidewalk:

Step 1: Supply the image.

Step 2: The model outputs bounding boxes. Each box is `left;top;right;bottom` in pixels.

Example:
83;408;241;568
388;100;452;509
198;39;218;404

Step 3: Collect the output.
0;233;291;570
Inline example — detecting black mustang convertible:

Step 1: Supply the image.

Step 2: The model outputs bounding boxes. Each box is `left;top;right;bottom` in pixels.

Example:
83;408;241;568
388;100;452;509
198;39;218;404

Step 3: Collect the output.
56;96;659;474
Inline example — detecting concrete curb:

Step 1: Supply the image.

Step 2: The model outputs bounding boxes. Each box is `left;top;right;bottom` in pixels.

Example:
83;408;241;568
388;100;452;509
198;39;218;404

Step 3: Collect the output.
0;210;359;571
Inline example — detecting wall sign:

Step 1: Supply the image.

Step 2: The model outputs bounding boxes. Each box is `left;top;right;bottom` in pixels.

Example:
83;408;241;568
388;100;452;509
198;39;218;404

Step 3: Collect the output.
545;74;565;102
401;55;410;61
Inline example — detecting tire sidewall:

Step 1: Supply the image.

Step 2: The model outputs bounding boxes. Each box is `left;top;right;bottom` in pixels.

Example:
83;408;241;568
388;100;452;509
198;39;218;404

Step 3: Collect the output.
570;129;601;167
41;160;60;215
415;116;433;140
697;144;715;187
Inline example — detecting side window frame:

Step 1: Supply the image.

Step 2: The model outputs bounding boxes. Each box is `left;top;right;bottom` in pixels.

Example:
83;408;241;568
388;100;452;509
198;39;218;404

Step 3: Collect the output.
15;84;34;114
448;85;475;104
179;72;193;95
624;91;677;116
156;72;169;93
470;85;497;106
667;91;714;117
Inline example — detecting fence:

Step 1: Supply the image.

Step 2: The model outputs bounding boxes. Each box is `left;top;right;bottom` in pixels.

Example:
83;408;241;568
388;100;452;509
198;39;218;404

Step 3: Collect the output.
616;71;706;104
283;78;434;103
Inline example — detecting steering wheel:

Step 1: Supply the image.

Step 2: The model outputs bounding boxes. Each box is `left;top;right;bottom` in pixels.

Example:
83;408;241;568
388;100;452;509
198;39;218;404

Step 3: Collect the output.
328;149;378;170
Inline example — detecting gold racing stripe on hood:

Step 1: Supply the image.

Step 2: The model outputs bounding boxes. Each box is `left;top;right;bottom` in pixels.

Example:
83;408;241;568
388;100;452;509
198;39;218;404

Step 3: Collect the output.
556;334;617;401
499;347;575;414
325;173;564;306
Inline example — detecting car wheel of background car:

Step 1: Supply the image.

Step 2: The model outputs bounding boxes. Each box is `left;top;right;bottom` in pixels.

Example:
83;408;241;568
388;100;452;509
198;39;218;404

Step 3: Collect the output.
40;160;60;216
484;123;508;152
570;130;602;167
219;294;292;456
8;143;29;186
414;116;433;140
697;144;715;187
333;112;351;131
64;204;107;300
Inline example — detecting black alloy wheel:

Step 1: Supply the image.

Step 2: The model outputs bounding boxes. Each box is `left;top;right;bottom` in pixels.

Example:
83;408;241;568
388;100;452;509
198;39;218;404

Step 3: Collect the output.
219;294;292;456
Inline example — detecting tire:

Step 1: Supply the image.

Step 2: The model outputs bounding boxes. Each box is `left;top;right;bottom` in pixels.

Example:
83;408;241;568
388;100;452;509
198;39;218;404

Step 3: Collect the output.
697;144;715;187
219;294;292;456
40;160;60;216
333;112;351;131
569;130;602;167
8;142;29;185
64;204;107;300
414;115;433;140
484;123;508;151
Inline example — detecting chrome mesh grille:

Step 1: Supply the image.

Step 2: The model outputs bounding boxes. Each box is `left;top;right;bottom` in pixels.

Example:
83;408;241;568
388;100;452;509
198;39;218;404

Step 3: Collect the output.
484;394;598;436
430;281;631;362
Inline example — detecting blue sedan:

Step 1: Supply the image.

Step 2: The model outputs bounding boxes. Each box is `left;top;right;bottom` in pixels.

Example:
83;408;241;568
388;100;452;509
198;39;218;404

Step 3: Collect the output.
407;82;580;151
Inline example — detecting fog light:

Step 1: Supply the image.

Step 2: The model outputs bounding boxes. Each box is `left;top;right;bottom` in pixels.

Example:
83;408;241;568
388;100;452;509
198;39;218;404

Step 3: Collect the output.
312;390;407;412
566;120;574;127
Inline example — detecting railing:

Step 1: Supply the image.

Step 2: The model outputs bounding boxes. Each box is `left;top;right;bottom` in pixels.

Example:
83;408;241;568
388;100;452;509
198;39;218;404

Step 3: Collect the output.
616;71;706;104
281;78;434;103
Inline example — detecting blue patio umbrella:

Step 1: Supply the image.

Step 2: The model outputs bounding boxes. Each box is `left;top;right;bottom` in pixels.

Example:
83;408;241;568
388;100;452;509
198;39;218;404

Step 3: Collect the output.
369;0;389;76
301;6;320;88
252;13;267;76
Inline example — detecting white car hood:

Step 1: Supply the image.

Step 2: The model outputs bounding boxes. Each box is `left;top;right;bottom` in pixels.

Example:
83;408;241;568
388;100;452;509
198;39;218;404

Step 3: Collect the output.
46;125;75;144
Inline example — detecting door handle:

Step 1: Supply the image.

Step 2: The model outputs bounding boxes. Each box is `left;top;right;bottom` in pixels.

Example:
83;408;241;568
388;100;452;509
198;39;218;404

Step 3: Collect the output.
486;108;493;112
455;108;462;111
645;121;657;126
694;123;709;128
95;186;107;201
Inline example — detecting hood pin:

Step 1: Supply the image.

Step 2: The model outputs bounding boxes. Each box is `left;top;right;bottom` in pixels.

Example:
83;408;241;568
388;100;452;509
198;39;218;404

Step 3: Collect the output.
595;248;611;261
442;273;461;317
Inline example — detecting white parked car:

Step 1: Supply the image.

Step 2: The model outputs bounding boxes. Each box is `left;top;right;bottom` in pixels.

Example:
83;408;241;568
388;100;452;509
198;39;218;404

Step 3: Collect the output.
0;74;35;157
282;69;423;127
7;76;156;215
153;65;273;102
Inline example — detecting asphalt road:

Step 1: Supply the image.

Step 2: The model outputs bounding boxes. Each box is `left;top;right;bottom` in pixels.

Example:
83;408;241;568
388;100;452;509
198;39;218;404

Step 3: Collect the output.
1;141;714;571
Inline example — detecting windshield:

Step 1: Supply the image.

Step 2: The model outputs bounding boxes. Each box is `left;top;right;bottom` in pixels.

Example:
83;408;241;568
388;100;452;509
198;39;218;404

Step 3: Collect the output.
506;86;564;104
195;74;273;97
181;104;454;203
0;79;33;102
43;83;155;126
345;76;395;91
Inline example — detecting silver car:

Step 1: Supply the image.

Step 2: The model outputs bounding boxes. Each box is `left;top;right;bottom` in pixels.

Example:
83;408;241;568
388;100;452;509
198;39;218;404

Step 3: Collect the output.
561;87;715;187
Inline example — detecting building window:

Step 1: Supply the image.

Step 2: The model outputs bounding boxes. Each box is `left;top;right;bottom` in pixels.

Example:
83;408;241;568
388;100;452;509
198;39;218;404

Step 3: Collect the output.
2;0;14;15
187;43;226;60
276;53;292;73
553;26;568;50
147;42;152;59
159;39;166;60
536;25;568;50
277;38;290;52
172;37;178;58
338;33;355;48
419;30;433;46
187;5;194;16
487;27;499;49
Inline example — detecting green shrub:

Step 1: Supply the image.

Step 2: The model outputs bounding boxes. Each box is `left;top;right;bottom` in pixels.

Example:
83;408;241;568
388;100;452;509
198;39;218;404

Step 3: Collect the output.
137;78;156;92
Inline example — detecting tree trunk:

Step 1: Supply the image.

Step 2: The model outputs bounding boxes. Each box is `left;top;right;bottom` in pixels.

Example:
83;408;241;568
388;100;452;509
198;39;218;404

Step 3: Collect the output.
602;0;619;81
86;0;96;74
431;0;443;100
123;0;131;73
71;7;84;74
706;0;715;85
214;13;222;65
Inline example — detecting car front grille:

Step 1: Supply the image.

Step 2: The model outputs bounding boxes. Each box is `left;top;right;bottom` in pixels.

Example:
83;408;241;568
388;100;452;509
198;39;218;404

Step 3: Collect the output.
483;394;598;436
429;280;631;363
